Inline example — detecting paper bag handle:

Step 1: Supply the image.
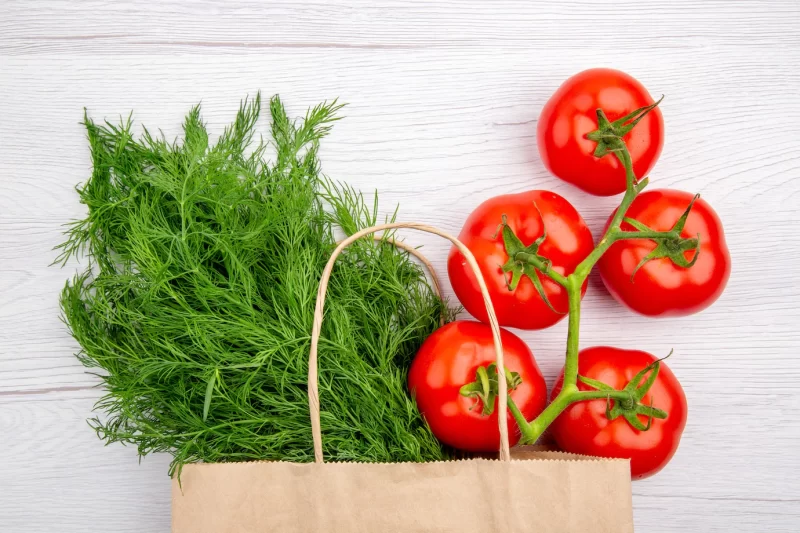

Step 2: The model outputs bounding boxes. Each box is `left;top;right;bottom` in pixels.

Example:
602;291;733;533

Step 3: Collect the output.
308;222;511;463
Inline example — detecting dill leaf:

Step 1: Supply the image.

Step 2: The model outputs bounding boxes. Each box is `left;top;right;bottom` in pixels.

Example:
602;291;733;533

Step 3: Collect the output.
58;94;452;474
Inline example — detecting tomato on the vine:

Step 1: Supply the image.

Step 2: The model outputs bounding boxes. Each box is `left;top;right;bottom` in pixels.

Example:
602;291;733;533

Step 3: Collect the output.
550;347;687;479
599;189;731;317
408;320;547;452
447;190;594;330
537;68;664;196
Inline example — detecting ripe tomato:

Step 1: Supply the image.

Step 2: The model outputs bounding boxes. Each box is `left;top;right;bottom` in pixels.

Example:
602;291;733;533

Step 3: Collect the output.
550;347;687;479
537;68;664;196
447;190;594;330
408;320;547;452
599;189;731;317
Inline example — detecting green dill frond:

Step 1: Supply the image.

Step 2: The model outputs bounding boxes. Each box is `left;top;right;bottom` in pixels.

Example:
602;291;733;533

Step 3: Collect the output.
59;93;451;474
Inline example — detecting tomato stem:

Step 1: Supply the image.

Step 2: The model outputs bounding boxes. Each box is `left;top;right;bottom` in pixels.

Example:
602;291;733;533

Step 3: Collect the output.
520;143;643;442
562;277;583;386
507;396;536;442
519;388;635;445
614;230;679;241
573;146;644;280
517;99;679;444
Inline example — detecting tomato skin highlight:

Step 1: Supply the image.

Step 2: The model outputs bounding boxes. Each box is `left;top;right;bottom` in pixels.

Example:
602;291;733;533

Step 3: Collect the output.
537;68;664;196
550;347;688;479
408;321;547;452
599;189;731;317
447;190;594;330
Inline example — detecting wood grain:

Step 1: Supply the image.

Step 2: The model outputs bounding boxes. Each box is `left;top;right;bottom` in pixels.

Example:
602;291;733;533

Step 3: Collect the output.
1;1;799;531
1;0;798;54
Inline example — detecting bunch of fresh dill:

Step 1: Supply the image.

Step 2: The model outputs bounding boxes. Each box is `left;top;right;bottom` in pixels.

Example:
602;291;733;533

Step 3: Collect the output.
57;94;452;474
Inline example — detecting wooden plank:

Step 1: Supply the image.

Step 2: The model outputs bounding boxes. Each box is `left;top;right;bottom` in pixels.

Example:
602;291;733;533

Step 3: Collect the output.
1;0;798;55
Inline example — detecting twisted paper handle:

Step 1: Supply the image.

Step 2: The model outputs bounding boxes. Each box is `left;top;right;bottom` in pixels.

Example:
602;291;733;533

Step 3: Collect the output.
308;223;511;462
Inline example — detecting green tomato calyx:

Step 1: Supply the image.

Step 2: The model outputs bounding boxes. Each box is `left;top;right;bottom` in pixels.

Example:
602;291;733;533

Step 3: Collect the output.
586;95;664;160
578;351;672;431
625;194;702;281
460;363;522;417
496;208;564;315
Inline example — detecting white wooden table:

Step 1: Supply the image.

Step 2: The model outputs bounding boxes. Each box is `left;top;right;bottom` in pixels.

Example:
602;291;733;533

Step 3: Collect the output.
2;1;799;531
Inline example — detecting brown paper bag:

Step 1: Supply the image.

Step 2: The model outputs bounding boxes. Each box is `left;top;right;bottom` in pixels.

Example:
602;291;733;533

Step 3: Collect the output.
171;223;634;533
172;452;633;533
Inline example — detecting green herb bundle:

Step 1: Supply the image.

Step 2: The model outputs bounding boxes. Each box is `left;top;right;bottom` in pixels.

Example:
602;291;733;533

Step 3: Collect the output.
57;94;452;474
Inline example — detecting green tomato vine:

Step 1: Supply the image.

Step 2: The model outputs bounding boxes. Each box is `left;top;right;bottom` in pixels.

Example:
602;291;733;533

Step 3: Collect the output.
498;100;702;444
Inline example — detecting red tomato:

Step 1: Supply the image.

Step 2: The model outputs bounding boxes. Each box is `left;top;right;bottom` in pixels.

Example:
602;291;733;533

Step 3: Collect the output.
550;347;688;479
408;320;547;452
447;190;594;330
537;68;664;196
599;189;731;317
